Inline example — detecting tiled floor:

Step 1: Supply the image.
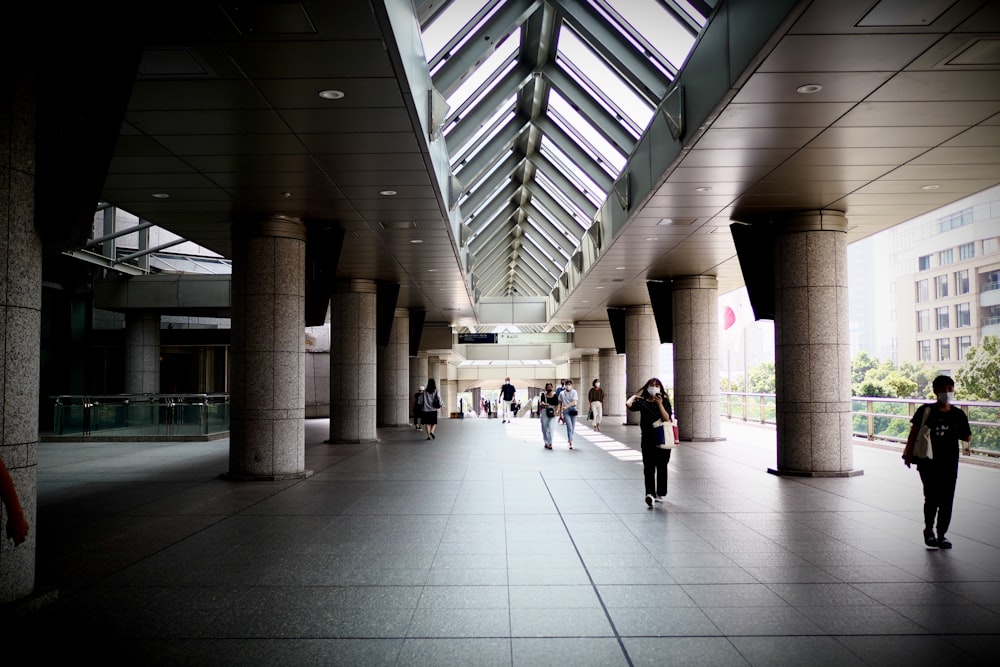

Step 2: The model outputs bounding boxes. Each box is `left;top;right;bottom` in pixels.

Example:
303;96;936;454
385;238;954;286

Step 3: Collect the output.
12;415;1000;665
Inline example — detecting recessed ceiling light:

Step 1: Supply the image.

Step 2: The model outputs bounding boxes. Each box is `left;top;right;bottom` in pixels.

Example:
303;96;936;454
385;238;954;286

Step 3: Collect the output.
695;186;712;192
427;268;438;272
282;192;292;198
645;237;658;241
595;286;605;289
379;190;397;196
615;266;626;270
796;84;823;94
318;89;345;100
921;184;940;190
410;239;423;244
658;218;675;225
152;193;169;199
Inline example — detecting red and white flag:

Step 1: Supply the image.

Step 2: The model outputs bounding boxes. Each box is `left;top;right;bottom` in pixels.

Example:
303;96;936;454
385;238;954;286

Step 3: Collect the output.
719;288;753;351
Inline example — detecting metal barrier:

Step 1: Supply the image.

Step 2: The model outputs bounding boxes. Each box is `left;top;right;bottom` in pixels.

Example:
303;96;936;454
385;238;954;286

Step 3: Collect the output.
721;392;1000;461
52;393;230;437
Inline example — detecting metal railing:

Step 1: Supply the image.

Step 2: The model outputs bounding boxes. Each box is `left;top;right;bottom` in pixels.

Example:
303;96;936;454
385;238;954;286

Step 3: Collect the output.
52;393;229;437
721;392;1000;460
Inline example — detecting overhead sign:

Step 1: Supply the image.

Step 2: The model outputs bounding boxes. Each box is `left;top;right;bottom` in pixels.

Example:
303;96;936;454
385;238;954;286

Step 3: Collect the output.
458;333;498;344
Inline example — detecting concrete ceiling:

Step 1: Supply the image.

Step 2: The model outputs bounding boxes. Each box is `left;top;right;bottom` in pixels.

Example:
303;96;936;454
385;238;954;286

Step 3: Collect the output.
97;0;1000;330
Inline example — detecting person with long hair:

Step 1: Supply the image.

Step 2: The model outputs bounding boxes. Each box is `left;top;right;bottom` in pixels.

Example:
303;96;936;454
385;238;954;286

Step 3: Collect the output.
625;377;674;507
420;378;442;440
588;378;604;432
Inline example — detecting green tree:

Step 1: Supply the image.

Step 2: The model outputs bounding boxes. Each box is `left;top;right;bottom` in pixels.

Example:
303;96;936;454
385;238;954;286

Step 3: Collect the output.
851;351;879;385
898;360;940;398
747;362;776;393
883;371;917;398
956;335;1000;401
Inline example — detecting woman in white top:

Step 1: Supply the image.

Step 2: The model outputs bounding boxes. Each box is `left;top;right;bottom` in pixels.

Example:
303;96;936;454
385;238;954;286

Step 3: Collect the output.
557;380;580;450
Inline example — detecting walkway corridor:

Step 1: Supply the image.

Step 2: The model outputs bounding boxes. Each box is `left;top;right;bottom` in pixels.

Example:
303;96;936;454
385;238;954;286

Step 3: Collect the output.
12;417;1000;665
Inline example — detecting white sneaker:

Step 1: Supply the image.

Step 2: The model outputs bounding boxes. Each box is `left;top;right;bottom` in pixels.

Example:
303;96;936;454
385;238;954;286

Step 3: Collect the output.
645;494;653;507
654;496;664;503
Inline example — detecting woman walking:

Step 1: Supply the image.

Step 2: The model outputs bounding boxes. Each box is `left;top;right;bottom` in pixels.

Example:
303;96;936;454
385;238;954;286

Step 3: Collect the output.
626;378;674;507
539;382;559;449
588;378;604;432
557;380;580;450
421;379;442;440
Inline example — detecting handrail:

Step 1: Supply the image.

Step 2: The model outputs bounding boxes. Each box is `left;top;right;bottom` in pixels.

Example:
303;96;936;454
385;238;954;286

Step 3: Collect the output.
721;392;1000;460
51;393;230;437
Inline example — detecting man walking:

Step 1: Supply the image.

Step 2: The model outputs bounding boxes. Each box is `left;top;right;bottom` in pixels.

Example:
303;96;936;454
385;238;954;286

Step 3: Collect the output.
500;377;517;423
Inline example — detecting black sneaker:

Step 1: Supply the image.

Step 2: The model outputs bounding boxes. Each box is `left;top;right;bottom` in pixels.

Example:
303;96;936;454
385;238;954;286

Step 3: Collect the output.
645;494;653;508
937;536;952;549
923;529;938;549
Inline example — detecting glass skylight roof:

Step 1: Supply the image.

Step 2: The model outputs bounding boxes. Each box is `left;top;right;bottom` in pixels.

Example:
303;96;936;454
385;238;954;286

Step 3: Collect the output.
420;0;710;298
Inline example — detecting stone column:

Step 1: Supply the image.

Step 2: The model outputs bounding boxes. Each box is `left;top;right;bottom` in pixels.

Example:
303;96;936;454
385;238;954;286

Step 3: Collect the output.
624;305;658;425
581;353;599;412
329;279;377;443
377;307;409;427
471;387;481;415
124;313;160;393
599;348;625;418
442;378;457;417
672;276;723;441
226;217;308;480
1;63;39;602
409;351;427;423
772;210;860;477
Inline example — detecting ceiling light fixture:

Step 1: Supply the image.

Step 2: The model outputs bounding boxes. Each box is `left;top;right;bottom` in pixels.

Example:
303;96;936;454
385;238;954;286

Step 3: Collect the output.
318;89;344;100
796;84;823;94
615;266;626;270
379;190;397;196
645;237;658;241
410;239;423;244
695;186;712;192
921;184;941;190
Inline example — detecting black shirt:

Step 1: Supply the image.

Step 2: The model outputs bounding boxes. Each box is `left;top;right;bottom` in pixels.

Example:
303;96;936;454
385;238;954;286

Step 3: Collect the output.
911;403;971;473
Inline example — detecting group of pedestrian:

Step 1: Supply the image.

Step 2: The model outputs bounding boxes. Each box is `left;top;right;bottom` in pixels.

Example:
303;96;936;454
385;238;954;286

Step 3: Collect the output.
538;379;581;449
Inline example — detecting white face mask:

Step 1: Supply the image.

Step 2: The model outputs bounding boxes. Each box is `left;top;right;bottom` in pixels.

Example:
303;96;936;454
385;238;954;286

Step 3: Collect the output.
595;382;600;387
647;386;660;396
936;391;955;404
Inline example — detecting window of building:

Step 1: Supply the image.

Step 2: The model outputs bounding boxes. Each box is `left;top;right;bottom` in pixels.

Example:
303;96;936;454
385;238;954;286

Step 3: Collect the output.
937;338;951;362
917;309;930;333
937;207;973;232
936;306;949;329
956;302;971;328
918;255;931;271
916;279;929;302
986;270;1000;293
918;340;931;362
955;269;969;294
959;242;974;260
984;237;998;255
938;248;954;266
957;336;972;360
934;275;948;298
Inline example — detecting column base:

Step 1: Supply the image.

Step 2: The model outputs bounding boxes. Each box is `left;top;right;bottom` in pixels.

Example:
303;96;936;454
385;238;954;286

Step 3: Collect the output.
219;470;313;481
686;437;727;442
0;585;59;617
324;438;380;445
768;467;864;478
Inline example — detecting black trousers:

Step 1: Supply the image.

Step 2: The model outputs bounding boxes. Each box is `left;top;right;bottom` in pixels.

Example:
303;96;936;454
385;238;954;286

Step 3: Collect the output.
918;462;958;536
641;445;671;496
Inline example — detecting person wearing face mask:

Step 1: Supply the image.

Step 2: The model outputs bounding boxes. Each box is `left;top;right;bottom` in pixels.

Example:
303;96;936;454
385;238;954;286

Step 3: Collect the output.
588;379;604;432
557;380;580;449
902;375;972;549
539;382;560;449
626;378;674;507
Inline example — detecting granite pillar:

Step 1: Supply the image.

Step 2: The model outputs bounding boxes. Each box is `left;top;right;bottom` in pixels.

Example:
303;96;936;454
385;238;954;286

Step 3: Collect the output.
1;62;39;602
329;279;378;443
226;216;308;480
624;305;658;425
672;276;723;441
772;211;861;477
124;313;160;394
581;353;599;413
599;349;625;418
377;307;409;427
